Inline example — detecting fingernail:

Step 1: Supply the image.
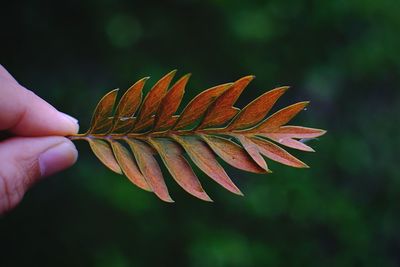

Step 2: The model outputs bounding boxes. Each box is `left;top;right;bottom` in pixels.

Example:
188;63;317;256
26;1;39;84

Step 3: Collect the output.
59;112;79;133
39;141;78;177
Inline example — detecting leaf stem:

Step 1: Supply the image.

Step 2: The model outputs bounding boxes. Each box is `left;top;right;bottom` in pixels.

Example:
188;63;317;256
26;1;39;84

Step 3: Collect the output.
66;127;237;142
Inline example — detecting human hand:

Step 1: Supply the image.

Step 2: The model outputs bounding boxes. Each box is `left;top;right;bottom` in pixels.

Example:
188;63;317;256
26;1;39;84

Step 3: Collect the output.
0;65;79;214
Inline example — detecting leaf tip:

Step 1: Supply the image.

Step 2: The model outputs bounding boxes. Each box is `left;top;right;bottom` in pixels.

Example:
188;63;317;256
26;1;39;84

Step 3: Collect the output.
236;75;256;85
237;190;244;196
169;69;178;75
245;75;256;81
162;196;175;203
200;194;213;202
294;158;310;168
310;129;327;138
281;85;290;91
179;73;192;85
105;88;119;97
229;184;244;196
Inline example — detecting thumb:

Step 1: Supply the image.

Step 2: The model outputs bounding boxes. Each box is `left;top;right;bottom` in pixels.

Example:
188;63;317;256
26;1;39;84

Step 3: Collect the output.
0;136;77;214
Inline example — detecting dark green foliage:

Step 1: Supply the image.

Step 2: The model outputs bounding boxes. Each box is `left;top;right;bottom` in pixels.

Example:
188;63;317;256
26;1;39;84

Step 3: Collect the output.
1;0;399;266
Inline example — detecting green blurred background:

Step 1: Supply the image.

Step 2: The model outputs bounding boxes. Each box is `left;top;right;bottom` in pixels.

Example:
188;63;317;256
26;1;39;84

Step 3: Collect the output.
1;0;399;266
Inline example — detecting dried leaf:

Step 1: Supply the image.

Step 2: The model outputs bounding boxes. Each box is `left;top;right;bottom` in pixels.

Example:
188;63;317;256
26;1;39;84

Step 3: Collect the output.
88;139;122;174
69;71;326;202
111;117;135;133
250;137;308;168
262;126;326;139
262;135;315;152
87;89;119;134
110;140;151;191
173;83;232;130
127;139;173;202
227;86;288;130
201;135;265;173
253;101;310;132
197;76;254;129
111;77;148;132
149;138;212;201
154;74;190;131
235;135;269;172
132;70;176;131
172;135;242;195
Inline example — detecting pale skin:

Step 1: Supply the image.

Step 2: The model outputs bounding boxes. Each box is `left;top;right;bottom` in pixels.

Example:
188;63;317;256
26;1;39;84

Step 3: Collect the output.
0;65;79;214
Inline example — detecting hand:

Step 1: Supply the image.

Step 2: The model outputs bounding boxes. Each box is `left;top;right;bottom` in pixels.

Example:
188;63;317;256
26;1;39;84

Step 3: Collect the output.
0;65;79;214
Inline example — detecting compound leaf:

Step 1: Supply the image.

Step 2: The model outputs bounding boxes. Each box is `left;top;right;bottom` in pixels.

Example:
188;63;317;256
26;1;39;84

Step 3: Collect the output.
69;71;326;202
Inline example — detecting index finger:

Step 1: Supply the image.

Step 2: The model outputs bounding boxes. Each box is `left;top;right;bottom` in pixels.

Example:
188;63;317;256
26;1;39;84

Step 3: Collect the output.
0;65;79;136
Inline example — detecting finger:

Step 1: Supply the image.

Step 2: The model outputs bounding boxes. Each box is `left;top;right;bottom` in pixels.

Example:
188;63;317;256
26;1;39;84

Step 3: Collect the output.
0;64;17;82
0;65;79;136
0;136;78;214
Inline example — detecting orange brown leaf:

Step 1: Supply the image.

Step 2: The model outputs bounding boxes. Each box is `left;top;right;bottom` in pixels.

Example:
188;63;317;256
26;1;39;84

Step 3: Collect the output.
172;135;243;195
150;138;212;201
88;139;122;174
197;76;254;129
201;135;265;173
253;101;310;132
111;77;147;132
132;70;176;131
69;71;326;202
87;89;119;134
173;83;232;130
127;139;173;202
110;140;151;191
154;74;190;131
227;86;288;130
